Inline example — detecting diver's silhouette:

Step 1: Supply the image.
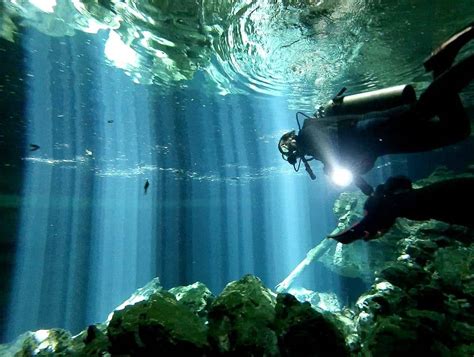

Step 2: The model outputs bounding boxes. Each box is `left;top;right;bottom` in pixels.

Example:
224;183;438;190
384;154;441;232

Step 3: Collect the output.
279;23;474;194
329;175;474;244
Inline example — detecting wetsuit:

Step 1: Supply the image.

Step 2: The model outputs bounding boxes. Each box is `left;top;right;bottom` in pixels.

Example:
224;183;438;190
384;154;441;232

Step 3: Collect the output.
297;54;474;177
330;176;474;244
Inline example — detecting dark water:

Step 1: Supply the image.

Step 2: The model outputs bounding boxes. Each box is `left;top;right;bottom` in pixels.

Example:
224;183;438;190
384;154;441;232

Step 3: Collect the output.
0;0;473;343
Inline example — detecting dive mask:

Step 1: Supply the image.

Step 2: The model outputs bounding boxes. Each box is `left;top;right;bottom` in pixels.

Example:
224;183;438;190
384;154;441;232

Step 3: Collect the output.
278;131;298;165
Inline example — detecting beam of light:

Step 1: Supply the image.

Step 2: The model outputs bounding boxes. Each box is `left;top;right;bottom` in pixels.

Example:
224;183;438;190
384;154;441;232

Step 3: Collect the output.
6;28;155;342
5;28;55;342
86;43;154;324
256;96;312;288
330;167;353;187
104;30;138;69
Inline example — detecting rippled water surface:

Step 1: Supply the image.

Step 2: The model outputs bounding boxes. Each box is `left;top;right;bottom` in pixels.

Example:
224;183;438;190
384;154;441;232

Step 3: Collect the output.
1;0;474;343
2;0;473;111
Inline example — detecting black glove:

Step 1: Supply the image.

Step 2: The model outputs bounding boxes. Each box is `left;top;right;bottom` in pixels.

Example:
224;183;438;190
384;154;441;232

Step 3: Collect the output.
328;176;413;244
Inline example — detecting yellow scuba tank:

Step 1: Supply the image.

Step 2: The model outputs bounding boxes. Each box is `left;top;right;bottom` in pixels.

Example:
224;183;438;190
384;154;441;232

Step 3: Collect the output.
322;84;417;116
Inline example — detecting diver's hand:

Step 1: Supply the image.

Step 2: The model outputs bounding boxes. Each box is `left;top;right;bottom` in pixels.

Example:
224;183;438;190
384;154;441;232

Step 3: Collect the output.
328;176;413;244
327;217;373;244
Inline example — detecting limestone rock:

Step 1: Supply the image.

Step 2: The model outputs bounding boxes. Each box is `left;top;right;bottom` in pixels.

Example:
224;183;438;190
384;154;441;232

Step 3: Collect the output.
169;281;214;319
0;329;73;356
3;167;474;356
107;290;208;355
275;293;349;357
207;274;279;355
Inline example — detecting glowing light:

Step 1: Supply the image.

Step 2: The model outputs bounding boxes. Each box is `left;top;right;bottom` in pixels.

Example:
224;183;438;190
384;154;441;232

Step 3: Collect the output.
29;0;56;13
331;167;353;187
104;31;138;69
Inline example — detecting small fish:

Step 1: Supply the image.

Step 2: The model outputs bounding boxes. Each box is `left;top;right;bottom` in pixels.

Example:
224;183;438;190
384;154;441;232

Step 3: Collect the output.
107;120;114;123
29;144;40;151
144;179;150;195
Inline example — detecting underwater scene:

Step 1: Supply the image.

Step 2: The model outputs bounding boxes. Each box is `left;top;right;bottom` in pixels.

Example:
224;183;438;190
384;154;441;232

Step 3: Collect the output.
0;0;473;355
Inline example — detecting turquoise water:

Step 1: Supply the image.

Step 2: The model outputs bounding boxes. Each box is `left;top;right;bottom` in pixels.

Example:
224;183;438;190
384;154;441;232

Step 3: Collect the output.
0;0;473;343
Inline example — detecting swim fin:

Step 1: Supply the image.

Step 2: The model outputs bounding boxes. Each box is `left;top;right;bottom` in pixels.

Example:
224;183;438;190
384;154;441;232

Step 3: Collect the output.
424;22;474;77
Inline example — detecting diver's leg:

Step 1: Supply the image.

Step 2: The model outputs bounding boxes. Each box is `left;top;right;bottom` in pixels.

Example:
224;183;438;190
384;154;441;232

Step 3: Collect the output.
436;94;471;140
395;119;468;152
376;105;469;154
424;22;474;77
416;53;474;119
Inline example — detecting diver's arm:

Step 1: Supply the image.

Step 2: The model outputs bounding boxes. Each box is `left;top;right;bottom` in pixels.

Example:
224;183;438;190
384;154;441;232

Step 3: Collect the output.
329;177;474;244
353;176;374;196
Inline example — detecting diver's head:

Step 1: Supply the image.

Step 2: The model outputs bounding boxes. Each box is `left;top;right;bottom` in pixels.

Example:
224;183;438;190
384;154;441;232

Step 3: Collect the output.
278;130;299;165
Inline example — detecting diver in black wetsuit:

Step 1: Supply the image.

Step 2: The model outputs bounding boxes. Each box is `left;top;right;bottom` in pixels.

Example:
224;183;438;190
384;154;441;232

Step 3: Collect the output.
328;175;474;244
278;23;474;195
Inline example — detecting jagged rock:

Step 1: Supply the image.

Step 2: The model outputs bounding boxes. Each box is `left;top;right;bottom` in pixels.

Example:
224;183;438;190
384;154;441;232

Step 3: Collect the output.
286;287;322;309
431;246;473;294
355;281;413;340
207;275;279;356
447;320;474;345
0;329;73;356
286;286;342;312
321;167;474;285
317;292;342;312
169;281;214;319
378;261;430;289
360;314;451;356
70;324;110;356
346;167;474;356
332;309;360;354
107;289;208;355
2;167;473;355
407;284;445;311
452;344;474;357
3;276;347;356
274;293;349;357
443;294;474;323
319;190;406;282
108;277;164;319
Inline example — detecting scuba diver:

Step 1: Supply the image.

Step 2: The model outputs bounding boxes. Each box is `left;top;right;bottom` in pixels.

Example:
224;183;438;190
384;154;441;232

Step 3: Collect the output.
278;23;474;195
328;175;474;244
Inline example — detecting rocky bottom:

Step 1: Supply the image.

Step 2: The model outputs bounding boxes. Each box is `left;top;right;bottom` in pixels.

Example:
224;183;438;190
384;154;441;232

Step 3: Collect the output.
1;167;473;356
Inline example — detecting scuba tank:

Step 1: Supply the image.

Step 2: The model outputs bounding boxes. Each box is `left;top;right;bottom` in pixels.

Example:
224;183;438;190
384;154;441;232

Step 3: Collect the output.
322;84;417;116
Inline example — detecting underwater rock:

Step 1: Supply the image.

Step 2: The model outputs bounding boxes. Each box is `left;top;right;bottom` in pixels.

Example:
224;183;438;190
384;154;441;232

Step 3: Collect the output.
286;286;322;309
169;281;215;320
319;189;402;282
320;166;474;283
431;246;473;294
359;314;451;356
354;281;413;339
107;288;209;355
286;286;342;312
69;324;110;356
378;261;430;290
2;167;474;355
0;329;74;355
348;167;474;356
1;275;353;355
114;277;162;304
206;274;279;355
274;293;349;357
